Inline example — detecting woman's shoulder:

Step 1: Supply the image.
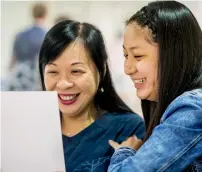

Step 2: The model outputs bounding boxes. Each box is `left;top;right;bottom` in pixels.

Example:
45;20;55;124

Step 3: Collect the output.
161;88;202;123
104;112;144;125
102;112;145;140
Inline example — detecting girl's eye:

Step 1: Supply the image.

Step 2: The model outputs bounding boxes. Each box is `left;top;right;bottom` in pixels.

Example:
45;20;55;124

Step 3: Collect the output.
134;55;143;58
124;54;128;59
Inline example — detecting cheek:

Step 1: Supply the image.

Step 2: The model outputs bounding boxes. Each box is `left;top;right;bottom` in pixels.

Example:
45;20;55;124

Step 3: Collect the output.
136;61;157;78
124;60;128;74
44;75;57;90
150;61;158;85
135;61;146;75
76;74;98;93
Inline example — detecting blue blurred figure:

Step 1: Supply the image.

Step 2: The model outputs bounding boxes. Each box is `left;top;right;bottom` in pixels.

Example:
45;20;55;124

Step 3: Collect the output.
4;3;48;91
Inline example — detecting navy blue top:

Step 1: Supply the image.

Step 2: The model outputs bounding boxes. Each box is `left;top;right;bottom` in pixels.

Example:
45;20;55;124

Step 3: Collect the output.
62;112;145;172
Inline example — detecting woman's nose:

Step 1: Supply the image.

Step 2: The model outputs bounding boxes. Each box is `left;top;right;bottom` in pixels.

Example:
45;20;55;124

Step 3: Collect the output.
56;80;74;90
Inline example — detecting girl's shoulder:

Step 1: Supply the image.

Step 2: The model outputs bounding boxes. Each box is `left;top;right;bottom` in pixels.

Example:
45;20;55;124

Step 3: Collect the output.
161;88;202;123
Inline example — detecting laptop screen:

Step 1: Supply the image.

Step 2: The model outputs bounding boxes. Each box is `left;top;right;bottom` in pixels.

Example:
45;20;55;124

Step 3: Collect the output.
1;91;65;172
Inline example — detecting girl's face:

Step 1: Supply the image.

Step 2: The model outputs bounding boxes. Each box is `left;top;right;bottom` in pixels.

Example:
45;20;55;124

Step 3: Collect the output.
44;41;100;117
123;23;158;101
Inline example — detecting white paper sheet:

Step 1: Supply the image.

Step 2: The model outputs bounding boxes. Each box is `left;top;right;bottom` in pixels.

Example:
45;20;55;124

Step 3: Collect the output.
1;91;66;172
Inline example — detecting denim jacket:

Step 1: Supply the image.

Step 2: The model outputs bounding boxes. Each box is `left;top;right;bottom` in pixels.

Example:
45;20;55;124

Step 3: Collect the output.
108;89;202;172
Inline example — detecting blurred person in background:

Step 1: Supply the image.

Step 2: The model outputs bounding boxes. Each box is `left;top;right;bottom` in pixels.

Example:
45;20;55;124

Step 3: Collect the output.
5;3;48;91
39;20;145;172
108;1;202;171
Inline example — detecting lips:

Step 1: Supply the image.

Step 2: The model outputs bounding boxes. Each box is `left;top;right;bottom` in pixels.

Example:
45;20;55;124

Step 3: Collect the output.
133;78;146;89
58;93;80;105
134;78;146;84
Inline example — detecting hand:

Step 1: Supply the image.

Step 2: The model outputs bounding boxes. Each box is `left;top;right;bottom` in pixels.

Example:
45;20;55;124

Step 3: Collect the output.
109;136;143;151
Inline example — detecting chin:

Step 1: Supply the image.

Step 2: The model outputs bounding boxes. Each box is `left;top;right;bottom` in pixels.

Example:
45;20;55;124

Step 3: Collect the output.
60;110;72;115
137;93;157;102
137;96;148;100
136;90;148;100
60;106;84;117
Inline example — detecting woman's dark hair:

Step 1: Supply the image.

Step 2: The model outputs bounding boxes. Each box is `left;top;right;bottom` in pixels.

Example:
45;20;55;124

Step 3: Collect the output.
39;20;133;114
126;1;202;140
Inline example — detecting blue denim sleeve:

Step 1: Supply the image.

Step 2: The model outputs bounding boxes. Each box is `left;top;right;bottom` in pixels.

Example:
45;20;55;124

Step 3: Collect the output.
108;90;202;172
111;147;136;164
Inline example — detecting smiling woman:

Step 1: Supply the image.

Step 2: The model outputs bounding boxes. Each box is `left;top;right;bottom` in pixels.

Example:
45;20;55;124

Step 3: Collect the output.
44;41;100;118
38;20;145;172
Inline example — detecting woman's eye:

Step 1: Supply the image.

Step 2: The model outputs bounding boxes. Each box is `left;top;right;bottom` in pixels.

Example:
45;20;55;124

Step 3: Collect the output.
71;70;84;74
48;71;57;74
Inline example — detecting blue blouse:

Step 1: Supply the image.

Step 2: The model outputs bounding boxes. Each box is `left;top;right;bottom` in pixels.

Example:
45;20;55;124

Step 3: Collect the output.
62;112;145;172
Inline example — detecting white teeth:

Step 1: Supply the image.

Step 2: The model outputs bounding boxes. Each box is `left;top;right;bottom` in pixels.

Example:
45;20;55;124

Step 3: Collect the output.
60;94;77;101
134;79;145;84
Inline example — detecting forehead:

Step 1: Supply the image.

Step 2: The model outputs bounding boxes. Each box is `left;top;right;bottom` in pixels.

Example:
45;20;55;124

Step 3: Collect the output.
124;23;153;48
54;40;92;65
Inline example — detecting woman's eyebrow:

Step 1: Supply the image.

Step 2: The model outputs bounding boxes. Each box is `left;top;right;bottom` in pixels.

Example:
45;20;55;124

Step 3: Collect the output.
71;62;85;66
48;62;57;66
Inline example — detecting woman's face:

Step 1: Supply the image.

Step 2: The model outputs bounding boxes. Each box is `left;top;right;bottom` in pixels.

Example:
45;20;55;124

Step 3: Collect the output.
44;41;100;117
123;23;158;101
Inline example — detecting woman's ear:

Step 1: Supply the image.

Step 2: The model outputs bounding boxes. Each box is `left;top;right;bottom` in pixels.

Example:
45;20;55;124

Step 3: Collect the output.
97;63;106;91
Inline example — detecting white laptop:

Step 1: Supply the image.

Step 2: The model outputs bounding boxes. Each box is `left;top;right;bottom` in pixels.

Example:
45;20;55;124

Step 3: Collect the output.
1;91;66;172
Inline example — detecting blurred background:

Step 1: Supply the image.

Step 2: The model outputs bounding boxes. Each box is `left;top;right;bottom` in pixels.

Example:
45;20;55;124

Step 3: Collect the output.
1;1;202;116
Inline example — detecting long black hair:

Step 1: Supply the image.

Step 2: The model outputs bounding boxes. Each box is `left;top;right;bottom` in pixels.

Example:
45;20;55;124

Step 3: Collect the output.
126;1;202;140
39;20;133;114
